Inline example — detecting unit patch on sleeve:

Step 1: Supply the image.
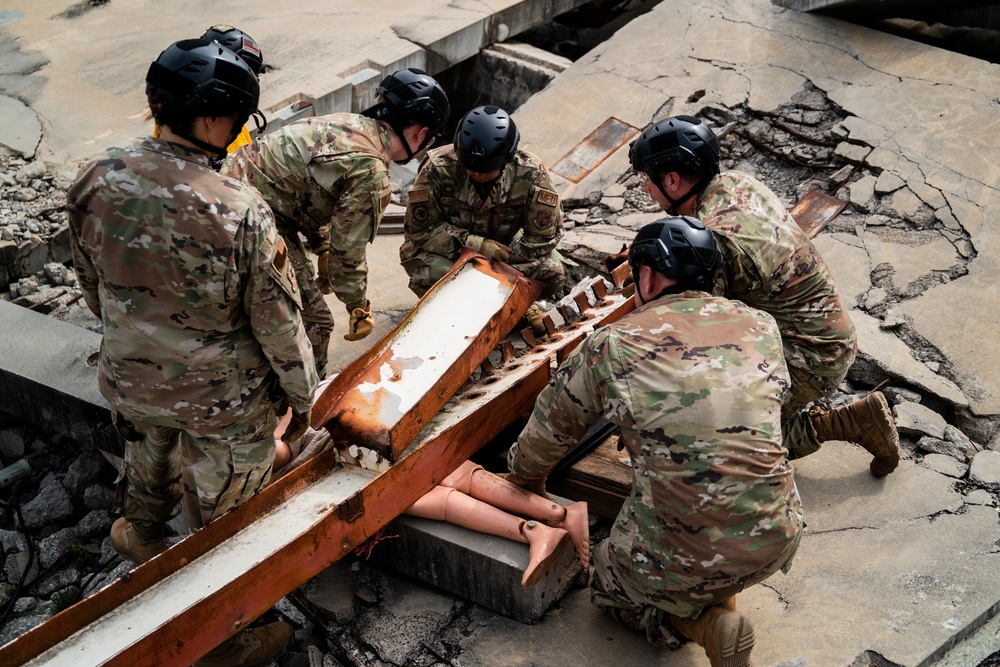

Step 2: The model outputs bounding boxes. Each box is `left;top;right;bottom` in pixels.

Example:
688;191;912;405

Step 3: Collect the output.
535;189;559;207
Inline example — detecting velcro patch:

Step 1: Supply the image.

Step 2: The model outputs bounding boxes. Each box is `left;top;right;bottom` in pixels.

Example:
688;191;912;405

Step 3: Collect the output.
535;189;559;207
409;187;429;203
272;237;288;275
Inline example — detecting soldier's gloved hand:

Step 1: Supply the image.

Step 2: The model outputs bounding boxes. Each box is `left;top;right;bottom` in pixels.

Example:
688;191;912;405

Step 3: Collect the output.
316;250;334;295
498;471;548;499
284;408;312;443
344;301;374;341
481;239;512;262
467;235;512;262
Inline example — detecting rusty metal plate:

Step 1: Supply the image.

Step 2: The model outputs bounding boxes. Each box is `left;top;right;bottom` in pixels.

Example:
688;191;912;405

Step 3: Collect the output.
790;189;848;238
550;117;639;183
312;248;541;463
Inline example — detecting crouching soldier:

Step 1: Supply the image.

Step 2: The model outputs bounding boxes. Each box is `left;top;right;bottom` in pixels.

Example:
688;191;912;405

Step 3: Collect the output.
401;105;566;305
505;217;803;666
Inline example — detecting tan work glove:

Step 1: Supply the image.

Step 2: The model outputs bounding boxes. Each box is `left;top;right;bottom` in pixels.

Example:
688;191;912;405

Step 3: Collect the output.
622;273;635;299
316;250;334;295
523;303;547;335
284;408;312;443
467;234;512;262
498;471;549;499
344;300;374;341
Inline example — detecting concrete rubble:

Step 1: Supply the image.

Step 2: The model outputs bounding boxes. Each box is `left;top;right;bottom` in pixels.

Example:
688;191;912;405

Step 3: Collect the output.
1;0;999;665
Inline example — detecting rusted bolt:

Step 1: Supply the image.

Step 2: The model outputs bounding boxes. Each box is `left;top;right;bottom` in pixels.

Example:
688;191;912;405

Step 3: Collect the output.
342;540;351;552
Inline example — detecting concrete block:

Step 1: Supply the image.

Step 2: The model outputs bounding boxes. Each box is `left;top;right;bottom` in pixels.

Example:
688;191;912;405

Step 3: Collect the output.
373;512;583;624
0;300;122;454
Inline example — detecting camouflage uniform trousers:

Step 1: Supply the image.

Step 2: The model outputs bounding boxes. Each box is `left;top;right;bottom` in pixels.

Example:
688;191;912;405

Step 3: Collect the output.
118;407;279;531
781;360;850;460
402;248;566;299
589;536;798;649
278;223;335;377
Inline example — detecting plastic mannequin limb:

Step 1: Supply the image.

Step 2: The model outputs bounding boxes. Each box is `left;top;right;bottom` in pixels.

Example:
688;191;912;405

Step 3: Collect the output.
405;486;570;588
274;410;293;471
441;461;590;569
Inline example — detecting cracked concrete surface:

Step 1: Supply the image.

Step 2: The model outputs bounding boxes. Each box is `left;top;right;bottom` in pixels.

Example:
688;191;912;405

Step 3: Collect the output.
511;1;1000;662
517;0;1000;418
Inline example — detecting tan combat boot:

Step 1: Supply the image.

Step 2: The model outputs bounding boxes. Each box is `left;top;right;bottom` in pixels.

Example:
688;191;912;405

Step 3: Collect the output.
811;391;900;477
194;621;294;667
670;603;756;667
110;517;167;564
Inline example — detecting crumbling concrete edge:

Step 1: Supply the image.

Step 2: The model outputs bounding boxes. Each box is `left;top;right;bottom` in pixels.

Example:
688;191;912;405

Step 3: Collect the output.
0;300;120;453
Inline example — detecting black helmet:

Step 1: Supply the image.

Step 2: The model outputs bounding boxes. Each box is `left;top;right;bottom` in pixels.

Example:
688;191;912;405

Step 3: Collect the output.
454;105;520;173
374;68;450;136
201;25;264;76
146;39;260;158
146;39;260;120
628;115;720;179
365;68;450;162
628;216;721;296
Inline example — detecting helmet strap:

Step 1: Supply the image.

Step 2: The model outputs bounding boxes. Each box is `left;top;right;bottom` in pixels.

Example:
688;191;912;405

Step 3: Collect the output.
653;172;715;216
173;128;229;165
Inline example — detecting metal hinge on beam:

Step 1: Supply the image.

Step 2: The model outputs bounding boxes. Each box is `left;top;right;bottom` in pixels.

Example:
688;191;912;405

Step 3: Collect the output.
336;491;364;522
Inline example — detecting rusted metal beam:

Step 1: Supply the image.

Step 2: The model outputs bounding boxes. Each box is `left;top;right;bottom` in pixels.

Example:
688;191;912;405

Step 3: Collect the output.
311;249;541;462
2;277;632;667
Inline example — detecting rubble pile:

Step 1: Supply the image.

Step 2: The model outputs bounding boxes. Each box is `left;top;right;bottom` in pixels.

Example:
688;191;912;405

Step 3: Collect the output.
0;155;92;327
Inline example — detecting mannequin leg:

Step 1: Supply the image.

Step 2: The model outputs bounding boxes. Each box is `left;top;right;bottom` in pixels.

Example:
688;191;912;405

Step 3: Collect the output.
405;486;570;588
441;462;590;569
273;410;293;471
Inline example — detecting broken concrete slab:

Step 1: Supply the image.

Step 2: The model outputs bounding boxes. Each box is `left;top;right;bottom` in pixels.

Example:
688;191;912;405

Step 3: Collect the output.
968;449;1000;491
812;233;871;310
862;227;962;297
851;310;968;407
372;514;582;624
561;224;635;255
895;400;950;440
0;300;119;453
0;95;40;159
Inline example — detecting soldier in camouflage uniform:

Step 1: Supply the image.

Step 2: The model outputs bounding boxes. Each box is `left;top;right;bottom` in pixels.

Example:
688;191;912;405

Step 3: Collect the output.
68;39;315;667
629;115;899;477
223;68;450;374
401;105;565;300
506;218;801;666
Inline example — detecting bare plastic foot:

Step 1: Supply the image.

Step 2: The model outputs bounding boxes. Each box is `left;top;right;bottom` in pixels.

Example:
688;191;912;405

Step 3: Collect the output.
521;520;570;588
548;501;590;570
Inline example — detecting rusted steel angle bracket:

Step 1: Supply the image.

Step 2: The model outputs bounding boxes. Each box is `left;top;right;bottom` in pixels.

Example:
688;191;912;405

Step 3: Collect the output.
1;278;633;667
312;247;541;462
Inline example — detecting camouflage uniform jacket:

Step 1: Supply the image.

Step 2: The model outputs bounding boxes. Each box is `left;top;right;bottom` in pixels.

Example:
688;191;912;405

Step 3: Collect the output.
400;146;562;267
509;292;802;597
222;113;394;311
696;171;857;377
68;138;317;428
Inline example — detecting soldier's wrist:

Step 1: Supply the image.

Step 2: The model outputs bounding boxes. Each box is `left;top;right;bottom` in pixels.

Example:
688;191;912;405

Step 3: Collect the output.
466;234;484;252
